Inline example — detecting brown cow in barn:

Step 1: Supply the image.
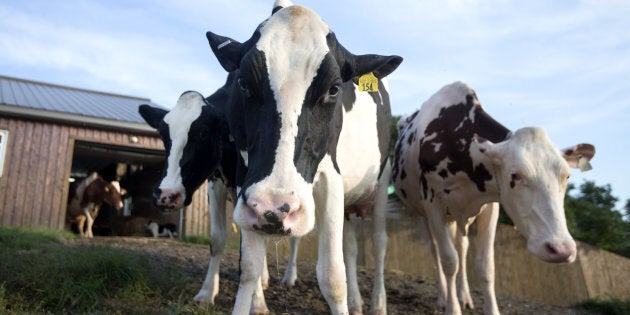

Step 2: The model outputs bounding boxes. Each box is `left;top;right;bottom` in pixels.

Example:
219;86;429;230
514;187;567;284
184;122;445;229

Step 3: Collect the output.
66;172;126;238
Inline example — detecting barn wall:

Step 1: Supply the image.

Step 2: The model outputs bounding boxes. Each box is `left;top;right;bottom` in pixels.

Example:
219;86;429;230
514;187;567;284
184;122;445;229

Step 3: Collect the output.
182;181;210;237
0;116;210;236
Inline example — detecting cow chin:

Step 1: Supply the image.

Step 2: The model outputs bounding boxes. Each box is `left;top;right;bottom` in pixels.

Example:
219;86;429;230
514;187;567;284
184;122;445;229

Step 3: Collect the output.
153;187;186;211
233;199;315;237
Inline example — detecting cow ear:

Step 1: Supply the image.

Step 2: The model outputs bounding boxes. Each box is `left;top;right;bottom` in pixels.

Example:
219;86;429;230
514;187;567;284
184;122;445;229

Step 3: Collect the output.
353;54;403;80
562;143;595;172
474;134;504;164
139;104;167;129
272;0;293;14
206;32;245;72
328;32;403;81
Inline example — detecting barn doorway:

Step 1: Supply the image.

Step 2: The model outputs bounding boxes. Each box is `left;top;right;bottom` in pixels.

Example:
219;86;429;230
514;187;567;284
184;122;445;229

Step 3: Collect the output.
68;141;173;237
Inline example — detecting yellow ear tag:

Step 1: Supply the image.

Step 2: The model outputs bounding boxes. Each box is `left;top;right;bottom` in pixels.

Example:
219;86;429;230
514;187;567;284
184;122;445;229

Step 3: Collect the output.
358;72;379;92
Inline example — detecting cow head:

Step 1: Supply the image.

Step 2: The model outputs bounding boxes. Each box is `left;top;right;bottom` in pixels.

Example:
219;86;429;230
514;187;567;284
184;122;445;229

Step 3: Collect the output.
476;128;595;263
206;4;402;236
104;180;126;211
139;91;229;210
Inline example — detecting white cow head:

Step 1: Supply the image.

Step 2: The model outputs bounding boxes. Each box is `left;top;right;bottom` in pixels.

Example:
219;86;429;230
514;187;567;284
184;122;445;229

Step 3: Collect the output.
476;128;595;263
206;4;402;236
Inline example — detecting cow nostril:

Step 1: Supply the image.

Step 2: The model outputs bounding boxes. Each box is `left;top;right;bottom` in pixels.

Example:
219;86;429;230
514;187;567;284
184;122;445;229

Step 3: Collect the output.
545;243;559;255
263;210;281;223
278;203;290;213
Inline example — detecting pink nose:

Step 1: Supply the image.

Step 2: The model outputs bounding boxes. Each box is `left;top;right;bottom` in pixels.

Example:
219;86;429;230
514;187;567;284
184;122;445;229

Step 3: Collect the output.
245;196;300;235
543;241;576;263
154;189;183;209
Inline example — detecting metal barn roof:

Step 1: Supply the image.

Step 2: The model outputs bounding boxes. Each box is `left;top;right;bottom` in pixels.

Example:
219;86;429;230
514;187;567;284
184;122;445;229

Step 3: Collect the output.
0;75;165;134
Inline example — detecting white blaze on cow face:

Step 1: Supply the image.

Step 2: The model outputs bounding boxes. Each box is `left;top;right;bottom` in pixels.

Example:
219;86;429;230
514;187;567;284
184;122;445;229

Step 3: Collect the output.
159;92;205;209
234;6;331;237
477;127;576;263
110;181;125;209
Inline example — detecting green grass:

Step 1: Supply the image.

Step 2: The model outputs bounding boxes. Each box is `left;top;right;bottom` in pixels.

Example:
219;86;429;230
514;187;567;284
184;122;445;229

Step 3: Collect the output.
0;227;222;314
0;226;75;251
181;235;240;251
575;298;630;315
181;235;211;245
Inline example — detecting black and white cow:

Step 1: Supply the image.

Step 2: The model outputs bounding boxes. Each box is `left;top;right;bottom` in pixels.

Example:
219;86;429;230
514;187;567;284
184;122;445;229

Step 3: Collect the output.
206;1;402;314
146;220;178;238
139;91;301;311
392;81;595;315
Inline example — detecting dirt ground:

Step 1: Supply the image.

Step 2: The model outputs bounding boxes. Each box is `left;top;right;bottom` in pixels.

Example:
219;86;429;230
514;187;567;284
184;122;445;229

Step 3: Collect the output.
71;237;592;315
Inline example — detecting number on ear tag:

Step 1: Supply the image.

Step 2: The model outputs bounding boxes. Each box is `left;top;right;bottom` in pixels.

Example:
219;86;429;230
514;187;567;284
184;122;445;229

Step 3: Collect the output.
358;72;379;92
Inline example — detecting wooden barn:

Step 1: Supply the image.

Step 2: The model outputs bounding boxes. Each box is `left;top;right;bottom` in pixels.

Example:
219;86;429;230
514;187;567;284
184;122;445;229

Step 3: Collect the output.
0;75;210;237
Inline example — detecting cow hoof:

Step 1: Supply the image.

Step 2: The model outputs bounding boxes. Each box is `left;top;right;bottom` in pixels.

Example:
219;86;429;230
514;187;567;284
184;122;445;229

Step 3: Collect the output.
371;308;386;315
249;305;269;315
281;275;297;287
192;292;215;306
349;308;363;315
463;301;475;309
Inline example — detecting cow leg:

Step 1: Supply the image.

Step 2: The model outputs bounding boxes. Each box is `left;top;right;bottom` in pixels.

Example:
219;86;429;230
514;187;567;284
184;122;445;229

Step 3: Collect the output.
343;217;363;315
233;230;267;315
84;205;98;239
370;163;389;315
77;215;87;238
85;212;94;238
475;202;500;315
261;252;270;289
281;236;301;286
315;165;348;315
426;207;461;315
194;180;227;305
423;218;447;310
250;276;269;315
455;227;474;309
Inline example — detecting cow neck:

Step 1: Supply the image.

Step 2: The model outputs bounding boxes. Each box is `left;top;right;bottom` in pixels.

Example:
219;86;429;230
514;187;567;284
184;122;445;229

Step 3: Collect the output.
75;172;99;201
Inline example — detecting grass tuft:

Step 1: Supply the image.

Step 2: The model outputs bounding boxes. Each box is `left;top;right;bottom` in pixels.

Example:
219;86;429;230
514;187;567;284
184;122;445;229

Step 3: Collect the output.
575;297;630;315
181;235;211;245
0;226;74;251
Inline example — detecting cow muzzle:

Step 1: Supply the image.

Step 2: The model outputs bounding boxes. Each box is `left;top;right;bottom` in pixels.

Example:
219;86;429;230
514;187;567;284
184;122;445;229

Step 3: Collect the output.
531;238;577;263
153;188;184;211
242;196;301;235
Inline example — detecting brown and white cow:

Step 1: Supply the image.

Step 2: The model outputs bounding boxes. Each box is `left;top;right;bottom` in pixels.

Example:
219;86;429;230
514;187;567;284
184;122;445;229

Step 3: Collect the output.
66;172;126;238
392;82;595;315
206;1;402;313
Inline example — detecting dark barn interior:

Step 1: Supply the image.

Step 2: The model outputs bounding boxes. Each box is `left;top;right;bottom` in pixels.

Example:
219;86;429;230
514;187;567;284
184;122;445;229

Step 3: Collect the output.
68;141;177;236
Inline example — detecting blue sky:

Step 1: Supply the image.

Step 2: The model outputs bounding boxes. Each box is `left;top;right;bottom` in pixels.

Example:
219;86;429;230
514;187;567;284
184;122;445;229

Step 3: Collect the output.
1;0;628;210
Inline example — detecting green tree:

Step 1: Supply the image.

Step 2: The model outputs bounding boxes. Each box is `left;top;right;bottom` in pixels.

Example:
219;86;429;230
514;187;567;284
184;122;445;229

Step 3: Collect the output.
390;115;401;161
565;181;630;257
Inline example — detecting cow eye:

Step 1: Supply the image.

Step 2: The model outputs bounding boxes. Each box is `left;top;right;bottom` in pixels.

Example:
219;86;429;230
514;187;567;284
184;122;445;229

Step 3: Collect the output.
237;78;251;97
511;173;521;181
328;84;341;97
